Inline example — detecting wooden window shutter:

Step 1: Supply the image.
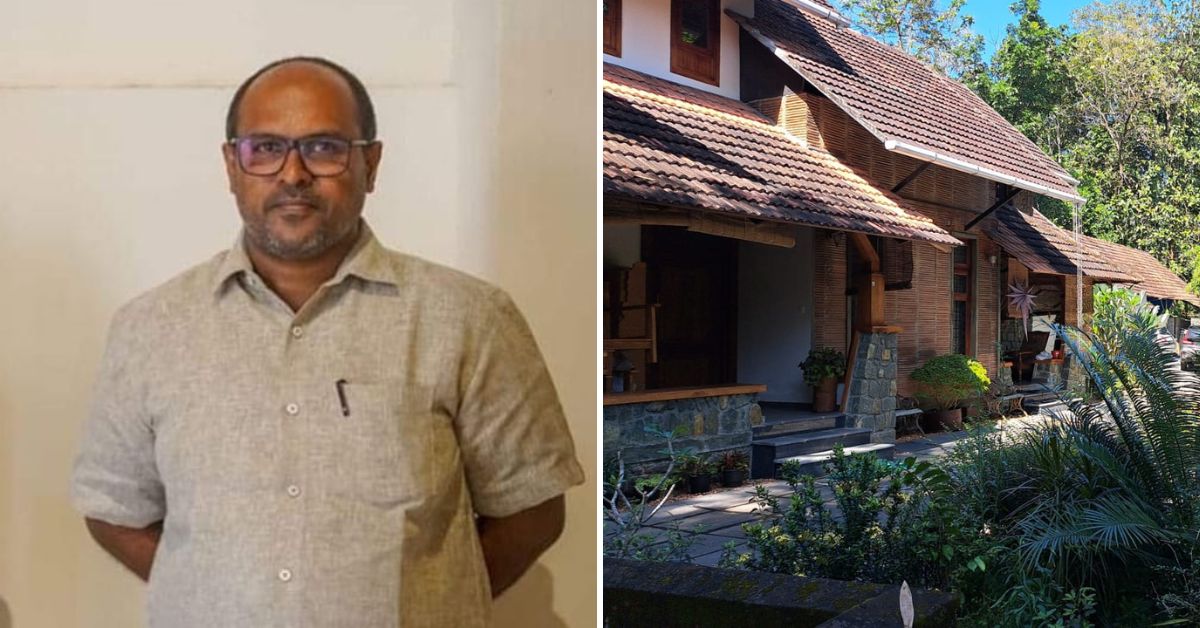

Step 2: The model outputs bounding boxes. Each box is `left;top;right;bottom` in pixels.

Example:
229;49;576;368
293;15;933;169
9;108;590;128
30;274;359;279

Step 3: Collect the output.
881;238;913;290
670;0;720;86
604;0;622;57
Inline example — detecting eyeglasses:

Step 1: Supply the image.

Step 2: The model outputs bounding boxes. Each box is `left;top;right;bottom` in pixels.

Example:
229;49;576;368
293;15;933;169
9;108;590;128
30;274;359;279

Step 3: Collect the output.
229;134;375;177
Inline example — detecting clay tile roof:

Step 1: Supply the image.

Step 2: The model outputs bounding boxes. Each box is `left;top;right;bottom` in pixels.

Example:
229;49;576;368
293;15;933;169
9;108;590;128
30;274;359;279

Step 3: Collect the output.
1083;236;1200;307
984;204;1136;283
602;63;962;246
730;0;1081;203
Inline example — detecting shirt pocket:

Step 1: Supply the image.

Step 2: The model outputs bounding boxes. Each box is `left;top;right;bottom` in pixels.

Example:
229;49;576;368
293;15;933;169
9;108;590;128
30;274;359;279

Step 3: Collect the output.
331;381;432;507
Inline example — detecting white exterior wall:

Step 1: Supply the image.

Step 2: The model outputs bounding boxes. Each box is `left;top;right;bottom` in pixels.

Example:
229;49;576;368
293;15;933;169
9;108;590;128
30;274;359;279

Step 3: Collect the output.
737;229;816;403
0;1;595;627
603;224;642;268
603;0;748;99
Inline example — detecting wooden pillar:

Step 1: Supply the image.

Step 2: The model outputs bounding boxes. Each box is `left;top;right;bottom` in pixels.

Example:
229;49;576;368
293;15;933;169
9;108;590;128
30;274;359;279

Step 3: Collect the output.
855;272;886;331
849;233;886;332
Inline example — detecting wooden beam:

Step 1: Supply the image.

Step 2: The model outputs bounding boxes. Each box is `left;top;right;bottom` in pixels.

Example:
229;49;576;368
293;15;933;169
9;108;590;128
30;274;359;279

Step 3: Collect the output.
604;207;796;247
687;216;795;248
964;186;1022;231
849;233;880;272
891;161;932;194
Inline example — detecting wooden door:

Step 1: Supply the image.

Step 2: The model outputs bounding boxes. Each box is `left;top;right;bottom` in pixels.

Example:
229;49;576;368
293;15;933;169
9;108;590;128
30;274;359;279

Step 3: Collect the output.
643;227;737;388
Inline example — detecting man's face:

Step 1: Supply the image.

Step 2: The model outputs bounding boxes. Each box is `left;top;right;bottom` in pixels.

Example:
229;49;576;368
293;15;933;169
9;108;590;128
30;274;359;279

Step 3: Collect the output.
222;63;382;261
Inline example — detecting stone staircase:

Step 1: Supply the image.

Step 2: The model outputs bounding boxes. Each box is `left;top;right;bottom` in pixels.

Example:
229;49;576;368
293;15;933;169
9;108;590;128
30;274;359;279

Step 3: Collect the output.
1014;384;1069;416
749;404;894;479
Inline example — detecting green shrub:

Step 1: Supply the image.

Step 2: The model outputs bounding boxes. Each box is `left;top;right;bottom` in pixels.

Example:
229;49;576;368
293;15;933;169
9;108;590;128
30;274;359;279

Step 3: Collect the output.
911;354;991;411
799;347;847;387
720;447;1001;591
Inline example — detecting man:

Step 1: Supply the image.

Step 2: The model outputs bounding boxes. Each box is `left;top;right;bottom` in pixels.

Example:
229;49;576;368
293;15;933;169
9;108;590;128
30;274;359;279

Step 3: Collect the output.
70;57;585;627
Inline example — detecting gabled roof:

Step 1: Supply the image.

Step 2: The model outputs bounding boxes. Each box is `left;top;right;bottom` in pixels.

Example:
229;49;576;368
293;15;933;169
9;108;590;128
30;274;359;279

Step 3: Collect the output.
984;204;1136;283
1083;236;1200;307
730;0;1082;203
603;64;962;246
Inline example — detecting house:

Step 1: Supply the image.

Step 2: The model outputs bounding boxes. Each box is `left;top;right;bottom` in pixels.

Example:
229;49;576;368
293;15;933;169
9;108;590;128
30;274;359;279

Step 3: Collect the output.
601;0;1191;475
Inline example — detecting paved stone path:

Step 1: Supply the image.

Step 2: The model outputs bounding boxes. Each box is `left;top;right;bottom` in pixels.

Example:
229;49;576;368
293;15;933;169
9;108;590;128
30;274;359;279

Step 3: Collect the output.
605;415;1051;567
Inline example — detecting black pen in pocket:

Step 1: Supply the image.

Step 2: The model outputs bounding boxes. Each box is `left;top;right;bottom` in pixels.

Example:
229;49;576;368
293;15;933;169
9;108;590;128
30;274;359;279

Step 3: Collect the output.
335;379;350;416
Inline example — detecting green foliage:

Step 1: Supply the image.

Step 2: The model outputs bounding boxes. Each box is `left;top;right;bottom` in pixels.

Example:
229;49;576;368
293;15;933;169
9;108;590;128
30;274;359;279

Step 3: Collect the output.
838;0;985;79
972;0;1200;306
798;347;847;387
603;425;699;562
720;450;749;472
1091;285;1167;355
953;321;1200;623
673;450;716;478
911;354;991;411
720;446;1001;592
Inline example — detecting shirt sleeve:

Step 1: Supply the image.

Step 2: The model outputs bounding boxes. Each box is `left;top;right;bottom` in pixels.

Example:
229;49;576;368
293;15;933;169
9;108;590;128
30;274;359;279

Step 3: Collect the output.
454;288;586;518
69;306;166;528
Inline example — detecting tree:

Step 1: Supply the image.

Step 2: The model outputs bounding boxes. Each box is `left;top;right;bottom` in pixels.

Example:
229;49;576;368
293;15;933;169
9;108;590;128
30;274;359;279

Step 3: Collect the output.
837;0;985;78
973;0;1200;297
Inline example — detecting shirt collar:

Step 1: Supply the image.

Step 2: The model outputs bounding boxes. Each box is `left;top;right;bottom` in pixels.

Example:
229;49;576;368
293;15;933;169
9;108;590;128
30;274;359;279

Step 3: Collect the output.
211;220;397;295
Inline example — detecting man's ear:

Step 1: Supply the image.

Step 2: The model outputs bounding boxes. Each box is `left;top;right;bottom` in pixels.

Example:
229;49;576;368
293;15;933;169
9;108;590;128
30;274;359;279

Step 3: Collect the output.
363;142;383;193
221;142;238;194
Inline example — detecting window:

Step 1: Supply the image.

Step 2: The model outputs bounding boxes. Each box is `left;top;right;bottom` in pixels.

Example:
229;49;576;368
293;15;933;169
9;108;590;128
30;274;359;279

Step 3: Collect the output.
670;0;720;86
603;0;622;57
952;240;976;355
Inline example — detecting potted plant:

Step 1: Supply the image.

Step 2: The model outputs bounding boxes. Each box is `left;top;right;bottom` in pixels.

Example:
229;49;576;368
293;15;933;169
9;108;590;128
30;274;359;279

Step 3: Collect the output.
675;450;715;494
799;347;847;412
720;450;749;487
910;354;990;431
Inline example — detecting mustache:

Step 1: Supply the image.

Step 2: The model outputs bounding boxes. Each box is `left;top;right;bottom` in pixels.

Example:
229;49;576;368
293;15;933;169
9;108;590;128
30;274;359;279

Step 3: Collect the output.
267;190;323;210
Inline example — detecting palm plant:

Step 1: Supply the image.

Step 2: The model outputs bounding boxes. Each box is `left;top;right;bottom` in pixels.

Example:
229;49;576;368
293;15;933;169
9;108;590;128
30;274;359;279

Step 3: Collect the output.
991;318;1200;617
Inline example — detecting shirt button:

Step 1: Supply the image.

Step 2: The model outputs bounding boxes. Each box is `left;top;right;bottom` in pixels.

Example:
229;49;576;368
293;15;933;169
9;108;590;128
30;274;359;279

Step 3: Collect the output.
285;403;300;416
278;568;292;582
290;325;303;339
286;485;301;498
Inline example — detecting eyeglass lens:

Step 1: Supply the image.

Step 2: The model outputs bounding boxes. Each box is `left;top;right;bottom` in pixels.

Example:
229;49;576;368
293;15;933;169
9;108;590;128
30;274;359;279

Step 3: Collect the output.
236;136;352;176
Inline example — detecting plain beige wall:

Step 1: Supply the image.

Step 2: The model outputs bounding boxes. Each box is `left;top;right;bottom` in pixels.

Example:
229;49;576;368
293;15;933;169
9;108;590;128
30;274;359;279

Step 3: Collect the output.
0;1;597;626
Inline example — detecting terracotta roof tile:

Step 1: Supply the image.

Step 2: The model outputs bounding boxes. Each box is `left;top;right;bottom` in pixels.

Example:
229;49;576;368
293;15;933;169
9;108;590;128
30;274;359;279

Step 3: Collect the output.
984;205;1136;283
731;0;1080;201
1083;236;1199;306
603;64;962;246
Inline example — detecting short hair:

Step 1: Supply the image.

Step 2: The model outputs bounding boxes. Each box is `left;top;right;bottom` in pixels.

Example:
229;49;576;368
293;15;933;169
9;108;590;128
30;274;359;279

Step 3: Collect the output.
225;56;377;141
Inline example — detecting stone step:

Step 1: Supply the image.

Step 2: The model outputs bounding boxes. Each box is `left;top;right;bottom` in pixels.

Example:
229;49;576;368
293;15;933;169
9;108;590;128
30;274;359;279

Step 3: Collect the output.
773;443;896;479
749;427;873;478
751;413;843;438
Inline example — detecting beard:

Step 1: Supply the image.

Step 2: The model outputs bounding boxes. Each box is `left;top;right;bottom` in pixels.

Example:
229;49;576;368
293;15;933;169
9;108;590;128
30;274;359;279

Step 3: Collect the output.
242;196;360;261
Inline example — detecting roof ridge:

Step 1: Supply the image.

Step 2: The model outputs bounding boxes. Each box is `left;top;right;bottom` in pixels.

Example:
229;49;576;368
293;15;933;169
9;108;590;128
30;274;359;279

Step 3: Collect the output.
738;0;1081;201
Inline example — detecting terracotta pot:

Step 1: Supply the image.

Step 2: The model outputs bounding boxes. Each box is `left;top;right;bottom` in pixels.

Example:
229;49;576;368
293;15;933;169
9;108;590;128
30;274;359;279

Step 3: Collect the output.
813;376;838;412
925;408;963;431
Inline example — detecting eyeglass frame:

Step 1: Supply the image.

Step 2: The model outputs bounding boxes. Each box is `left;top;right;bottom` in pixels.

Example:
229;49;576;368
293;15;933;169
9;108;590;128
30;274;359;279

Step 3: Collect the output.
227;134;377;177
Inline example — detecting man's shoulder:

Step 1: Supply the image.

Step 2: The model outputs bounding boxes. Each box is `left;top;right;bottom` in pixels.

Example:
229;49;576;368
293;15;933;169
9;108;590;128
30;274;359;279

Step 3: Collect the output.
381;247;508;311
110;251;229;327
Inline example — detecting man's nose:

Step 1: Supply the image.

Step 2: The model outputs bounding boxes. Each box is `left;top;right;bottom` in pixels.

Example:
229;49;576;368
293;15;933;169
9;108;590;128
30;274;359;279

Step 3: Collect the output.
278;145;314;187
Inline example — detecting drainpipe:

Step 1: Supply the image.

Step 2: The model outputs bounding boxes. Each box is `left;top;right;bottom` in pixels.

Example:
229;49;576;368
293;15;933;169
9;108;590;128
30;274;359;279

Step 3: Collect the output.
785;0;852;28
882;139;1086;206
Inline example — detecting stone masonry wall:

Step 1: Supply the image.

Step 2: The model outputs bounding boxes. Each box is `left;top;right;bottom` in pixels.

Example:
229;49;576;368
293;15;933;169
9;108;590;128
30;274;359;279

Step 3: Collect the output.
603;393;762;468
844;332;898;443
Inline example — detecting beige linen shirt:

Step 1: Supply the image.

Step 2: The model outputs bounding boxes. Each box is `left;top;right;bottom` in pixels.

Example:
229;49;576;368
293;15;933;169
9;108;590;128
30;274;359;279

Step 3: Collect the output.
70;222;585;627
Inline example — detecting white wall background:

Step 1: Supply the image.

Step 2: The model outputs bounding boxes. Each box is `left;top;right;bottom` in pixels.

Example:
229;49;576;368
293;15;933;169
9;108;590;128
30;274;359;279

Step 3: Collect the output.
737;229;815;403
602;0;745;99
0;1;596;626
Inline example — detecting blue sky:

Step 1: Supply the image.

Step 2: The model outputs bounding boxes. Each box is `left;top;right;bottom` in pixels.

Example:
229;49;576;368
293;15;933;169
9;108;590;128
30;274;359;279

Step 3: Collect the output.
962;0;1097;58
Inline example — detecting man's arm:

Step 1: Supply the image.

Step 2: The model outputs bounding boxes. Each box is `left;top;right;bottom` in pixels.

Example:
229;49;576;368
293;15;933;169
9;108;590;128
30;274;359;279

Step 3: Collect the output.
84;517;163;582
476;495;565;597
